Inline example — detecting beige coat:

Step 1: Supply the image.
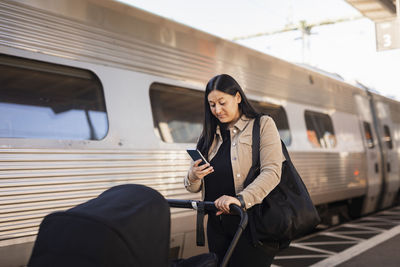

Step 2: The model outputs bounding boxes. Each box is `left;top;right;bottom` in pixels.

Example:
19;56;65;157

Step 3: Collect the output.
184;115;285;209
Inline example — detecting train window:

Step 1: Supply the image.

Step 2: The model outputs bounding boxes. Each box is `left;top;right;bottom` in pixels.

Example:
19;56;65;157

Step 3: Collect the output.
383;125;393;150
250;101;291;146
0;54;108;140
304;110;336;148
363;122;375;149
150;83;203;143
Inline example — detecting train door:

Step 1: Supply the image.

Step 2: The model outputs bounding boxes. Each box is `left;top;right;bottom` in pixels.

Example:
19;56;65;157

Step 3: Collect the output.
354;94;382;214
373;99;400;208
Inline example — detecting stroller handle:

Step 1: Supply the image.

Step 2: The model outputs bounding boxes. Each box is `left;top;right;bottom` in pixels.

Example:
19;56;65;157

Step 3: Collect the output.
167;199;217;211
167;199;247;228
167;199;248;267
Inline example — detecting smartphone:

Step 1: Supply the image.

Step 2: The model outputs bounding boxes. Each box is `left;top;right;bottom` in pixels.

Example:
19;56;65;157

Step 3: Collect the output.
186;149;209;166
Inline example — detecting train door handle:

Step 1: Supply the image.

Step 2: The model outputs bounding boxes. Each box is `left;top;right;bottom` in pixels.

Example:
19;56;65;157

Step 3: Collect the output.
387;162;391;173
375;163;379;173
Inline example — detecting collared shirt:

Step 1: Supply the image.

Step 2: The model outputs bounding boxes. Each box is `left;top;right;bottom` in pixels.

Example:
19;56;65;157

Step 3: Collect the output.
184;115;284;209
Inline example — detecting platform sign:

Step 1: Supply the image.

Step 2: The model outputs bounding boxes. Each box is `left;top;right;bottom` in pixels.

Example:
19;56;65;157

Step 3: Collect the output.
375;19;400;51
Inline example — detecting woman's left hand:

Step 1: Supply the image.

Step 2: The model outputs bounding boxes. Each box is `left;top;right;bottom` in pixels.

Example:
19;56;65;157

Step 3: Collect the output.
214;195;241;216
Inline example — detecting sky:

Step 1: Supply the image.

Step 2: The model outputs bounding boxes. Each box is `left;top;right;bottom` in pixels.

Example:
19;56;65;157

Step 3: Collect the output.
117;0;400;100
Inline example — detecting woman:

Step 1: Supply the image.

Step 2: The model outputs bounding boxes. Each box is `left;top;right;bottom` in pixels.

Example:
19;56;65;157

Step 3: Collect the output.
184;74;285;266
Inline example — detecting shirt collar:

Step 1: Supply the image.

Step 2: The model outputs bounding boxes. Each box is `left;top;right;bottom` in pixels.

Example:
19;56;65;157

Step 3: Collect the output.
215;114;250;138
234;114;250;132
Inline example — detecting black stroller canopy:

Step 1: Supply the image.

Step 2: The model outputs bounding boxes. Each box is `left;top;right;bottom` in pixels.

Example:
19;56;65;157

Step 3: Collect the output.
29;184;171;267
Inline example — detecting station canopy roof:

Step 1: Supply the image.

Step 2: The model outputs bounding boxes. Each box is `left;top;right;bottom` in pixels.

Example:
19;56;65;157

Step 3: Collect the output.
346;0;397;21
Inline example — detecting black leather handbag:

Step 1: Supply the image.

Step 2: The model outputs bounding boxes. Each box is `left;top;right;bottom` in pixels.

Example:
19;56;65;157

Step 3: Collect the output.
244;115;320;248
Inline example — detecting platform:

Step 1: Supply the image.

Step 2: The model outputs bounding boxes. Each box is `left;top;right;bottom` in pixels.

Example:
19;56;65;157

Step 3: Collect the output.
338;232;400;267
272;205;400;267
313;224;400;267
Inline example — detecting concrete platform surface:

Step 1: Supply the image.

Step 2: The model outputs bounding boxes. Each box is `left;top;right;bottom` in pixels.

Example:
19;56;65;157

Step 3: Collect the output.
337;233;400;267
311;224;400;267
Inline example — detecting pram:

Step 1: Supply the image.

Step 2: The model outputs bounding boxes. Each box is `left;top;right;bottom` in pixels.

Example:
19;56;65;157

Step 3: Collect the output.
28;184;248;267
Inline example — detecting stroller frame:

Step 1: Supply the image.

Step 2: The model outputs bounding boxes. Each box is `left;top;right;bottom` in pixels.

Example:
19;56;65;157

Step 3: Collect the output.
167;199;248;267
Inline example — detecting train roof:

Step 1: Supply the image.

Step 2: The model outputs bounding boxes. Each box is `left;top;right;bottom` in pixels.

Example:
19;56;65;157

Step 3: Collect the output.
6;0;399;115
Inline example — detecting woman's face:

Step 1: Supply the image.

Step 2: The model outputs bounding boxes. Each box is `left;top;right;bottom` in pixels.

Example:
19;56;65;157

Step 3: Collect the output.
207;90;241;126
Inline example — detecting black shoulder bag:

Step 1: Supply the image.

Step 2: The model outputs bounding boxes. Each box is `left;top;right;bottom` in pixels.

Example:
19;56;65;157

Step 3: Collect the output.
245;116;320;248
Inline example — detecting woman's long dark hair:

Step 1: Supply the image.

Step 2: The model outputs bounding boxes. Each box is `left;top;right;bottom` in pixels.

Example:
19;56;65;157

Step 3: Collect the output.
197;74;258;158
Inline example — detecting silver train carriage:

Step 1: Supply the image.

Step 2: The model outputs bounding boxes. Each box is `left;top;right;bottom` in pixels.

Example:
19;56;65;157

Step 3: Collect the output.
0;0;399;266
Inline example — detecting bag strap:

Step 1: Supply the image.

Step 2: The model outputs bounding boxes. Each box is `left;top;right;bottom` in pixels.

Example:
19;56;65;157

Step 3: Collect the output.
280;139;291;162
244;115;261;187
245;115;291;180
252;115;261;171
244;115;291;247
244;115;262;246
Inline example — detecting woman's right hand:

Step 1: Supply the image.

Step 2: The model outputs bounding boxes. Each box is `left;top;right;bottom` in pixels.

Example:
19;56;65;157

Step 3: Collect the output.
188;159;214;182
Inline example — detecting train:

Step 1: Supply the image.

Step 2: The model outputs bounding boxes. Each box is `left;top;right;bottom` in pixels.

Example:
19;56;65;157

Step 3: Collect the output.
0;0;399;266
